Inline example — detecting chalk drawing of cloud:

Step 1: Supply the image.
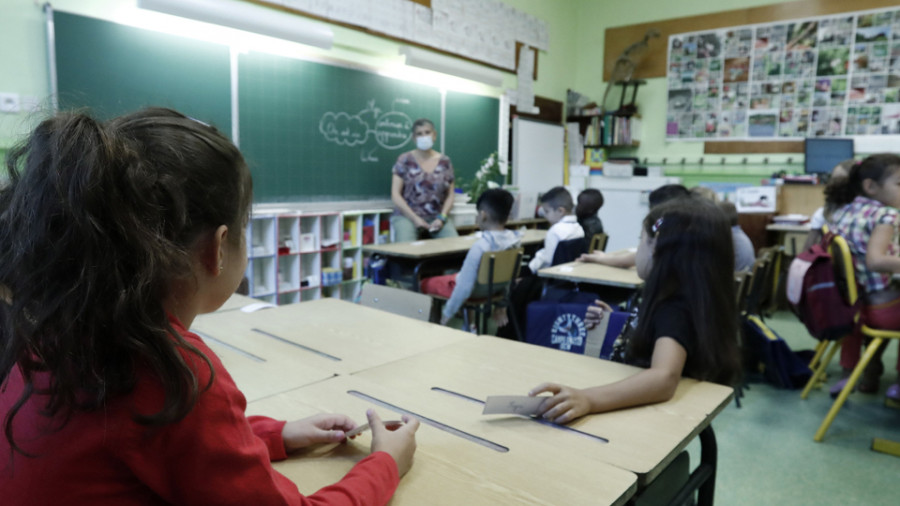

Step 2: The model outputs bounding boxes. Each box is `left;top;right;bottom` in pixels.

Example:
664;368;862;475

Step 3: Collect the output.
319;112;369;146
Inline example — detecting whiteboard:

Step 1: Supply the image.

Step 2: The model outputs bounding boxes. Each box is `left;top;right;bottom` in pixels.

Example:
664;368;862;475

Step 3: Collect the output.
512;118;564;220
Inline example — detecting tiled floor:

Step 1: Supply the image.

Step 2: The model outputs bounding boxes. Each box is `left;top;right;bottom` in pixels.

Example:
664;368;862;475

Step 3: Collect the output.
694;311;900;505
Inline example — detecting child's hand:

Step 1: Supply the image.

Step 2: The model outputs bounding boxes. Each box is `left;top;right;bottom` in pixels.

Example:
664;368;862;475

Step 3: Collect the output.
528;383;592;424
491;306;509;327
368;409;419;478
578;252;605;263
584;299;614;330
282;413;357;452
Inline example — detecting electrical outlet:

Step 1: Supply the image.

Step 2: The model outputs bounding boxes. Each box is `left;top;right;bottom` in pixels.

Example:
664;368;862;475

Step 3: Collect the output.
0;93;21;113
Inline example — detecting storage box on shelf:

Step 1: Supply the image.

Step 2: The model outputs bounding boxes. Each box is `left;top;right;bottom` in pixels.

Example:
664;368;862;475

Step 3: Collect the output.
340;209;392;302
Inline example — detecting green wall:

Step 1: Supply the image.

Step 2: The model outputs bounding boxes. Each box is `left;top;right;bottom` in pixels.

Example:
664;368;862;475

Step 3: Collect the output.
571;0;808;181
0;0;836;186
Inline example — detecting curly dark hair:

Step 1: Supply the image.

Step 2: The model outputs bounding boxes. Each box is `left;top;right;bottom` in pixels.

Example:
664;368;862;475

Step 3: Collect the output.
0;107;252;455
825;154;900;209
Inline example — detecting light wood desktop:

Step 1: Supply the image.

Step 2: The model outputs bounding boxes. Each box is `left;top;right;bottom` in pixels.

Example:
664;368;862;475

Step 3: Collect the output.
247;374;638;506
363;229;546;259
216;293;261;312
192;298;473;379
537;261;644;289
353;338;733;488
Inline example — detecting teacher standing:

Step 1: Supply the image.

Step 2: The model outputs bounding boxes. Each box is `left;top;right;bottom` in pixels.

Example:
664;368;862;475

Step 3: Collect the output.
391;118;458;242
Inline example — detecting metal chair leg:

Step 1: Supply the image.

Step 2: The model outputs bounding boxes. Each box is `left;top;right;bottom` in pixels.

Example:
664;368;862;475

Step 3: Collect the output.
815;337;884;442
801;339;842;399
808;340;828;369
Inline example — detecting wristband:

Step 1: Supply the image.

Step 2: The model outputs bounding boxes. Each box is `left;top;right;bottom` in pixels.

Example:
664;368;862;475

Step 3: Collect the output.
438;213;448;223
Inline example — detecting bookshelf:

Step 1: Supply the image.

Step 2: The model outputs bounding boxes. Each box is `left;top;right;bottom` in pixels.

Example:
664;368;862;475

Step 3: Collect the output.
340;209;393;302
569;113;641;149
246;211;343;305
246;208;393;306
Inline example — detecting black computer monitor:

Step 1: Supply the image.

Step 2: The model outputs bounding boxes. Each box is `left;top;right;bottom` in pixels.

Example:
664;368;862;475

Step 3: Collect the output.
804;138;854;176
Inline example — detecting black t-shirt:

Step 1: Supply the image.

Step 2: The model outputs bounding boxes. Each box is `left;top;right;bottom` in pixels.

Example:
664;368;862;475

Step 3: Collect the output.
614;296;698;378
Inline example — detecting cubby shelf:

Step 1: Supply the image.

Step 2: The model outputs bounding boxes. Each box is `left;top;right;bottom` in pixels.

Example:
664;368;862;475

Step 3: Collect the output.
245;208;392;306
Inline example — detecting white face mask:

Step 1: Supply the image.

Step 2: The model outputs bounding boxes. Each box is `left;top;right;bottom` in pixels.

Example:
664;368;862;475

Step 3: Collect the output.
415;135;434;151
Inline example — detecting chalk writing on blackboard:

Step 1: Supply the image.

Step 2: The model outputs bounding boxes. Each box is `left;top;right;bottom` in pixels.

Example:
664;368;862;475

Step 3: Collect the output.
319;99;413;163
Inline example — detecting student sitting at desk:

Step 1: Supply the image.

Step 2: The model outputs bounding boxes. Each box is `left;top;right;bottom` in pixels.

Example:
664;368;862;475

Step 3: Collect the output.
420;189;521;326
801;159;854;252
525;186;584;275
529;198;741;422
578;184;690;268
576;188;605;250
827;154;900;400
0;108;419;505
719;201;756;272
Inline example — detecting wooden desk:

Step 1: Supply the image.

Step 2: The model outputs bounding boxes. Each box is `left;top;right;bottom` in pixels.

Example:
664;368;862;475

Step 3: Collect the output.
537;261;644;289
192;298;472;379
364;230;546;290
353;338;733;490
247;374;637;506
216;293;260;312
455;217;548;235
766;222;810;256
363;229;546;259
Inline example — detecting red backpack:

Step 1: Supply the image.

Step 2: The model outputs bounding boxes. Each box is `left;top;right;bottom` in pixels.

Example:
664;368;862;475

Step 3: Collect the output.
786;235;856;341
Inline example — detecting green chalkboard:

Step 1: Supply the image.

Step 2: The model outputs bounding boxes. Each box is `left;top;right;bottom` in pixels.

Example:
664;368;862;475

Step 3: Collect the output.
444;91;501;188
238;52;443;201
54;12;232;134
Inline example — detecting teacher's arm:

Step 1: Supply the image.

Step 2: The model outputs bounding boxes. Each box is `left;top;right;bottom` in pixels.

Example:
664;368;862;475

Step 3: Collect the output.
430;182;456;231
392;174;429;229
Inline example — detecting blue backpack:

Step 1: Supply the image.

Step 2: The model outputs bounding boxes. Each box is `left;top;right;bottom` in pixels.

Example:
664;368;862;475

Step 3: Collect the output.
525;300;628;359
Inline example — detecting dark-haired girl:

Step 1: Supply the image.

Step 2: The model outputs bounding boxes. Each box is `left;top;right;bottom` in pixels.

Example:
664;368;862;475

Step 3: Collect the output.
827;153;900;400
529;198;741;422
0;108;418;504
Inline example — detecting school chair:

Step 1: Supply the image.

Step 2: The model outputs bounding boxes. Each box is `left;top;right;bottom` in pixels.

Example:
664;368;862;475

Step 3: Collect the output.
430;248;524;337
813;234;900;442
358;282;432;322
551;237;588;265
588;232;609;252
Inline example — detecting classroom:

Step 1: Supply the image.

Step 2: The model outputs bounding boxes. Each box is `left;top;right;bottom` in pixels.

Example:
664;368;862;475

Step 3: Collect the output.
1;0;899;504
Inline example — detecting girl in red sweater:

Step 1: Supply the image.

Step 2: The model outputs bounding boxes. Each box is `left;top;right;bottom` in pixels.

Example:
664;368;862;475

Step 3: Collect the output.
0;108;418;505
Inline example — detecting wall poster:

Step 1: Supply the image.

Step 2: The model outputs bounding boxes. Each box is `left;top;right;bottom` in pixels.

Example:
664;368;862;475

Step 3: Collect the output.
666;7;900;140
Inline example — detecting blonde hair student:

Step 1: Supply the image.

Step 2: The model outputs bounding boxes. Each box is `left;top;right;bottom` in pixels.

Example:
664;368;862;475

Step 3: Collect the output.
0;108;419;504
529;198;741;422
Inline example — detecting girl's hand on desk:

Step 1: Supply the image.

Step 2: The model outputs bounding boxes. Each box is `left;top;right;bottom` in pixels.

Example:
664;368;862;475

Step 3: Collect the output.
584;300;613;330
282;413;358;452
578;252;606;263
528;383;592;424
369;409;420;478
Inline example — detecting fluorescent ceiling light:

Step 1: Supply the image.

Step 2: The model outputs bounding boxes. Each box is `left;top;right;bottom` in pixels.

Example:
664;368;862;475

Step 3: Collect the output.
138;0;333;49
399;46;504;88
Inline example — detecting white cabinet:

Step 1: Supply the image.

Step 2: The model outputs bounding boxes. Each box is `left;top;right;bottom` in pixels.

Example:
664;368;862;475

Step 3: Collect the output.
590;176;681;253
340;209;392;302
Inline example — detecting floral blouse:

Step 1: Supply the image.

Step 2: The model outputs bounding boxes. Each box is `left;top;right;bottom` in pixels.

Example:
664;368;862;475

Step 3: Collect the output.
392;152;454;221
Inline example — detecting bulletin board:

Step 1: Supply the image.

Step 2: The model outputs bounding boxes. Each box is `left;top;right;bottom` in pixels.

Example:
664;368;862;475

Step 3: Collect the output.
666;6;900;141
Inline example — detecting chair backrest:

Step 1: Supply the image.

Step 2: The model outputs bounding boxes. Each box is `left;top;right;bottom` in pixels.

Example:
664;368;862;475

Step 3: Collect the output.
476;248;523;287
589;233;609;253
358;283;432;322
551;238;588;265
742;247;774;315
828;234;859;307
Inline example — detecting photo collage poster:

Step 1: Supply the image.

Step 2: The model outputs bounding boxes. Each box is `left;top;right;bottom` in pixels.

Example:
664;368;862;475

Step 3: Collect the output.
666;7;900;140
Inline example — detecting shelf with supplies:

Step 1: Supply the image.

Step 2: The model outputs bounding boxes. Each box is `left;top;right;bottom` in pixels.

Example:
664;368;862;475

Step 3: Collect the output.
569;113;641;149
341;209;393;302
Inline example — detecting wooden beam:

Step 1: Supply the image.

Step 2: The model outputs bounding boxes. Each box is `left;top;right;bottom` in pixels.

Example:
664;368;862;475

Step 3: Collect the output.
604;0;900;81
